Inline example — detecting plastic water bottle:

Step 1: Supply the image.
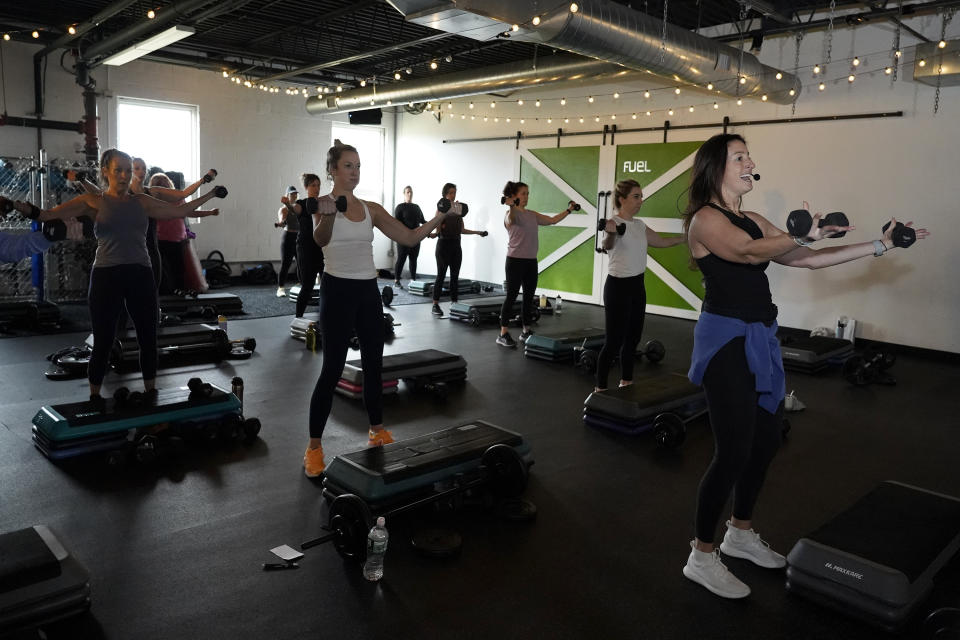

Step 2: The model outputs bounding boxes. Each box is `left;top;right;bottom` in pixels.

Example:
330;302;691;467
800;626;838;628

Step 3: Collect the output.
363;517;388;581
555;294;563;315
217;314;228;332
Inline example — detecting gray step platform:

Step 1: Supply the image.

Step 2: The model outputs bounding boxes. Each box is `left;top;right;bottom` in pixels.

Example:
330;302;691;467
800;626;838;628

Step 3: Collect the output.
524;328;606;362
780;335;854;373
583;373;706;436
786;481;960;631
336;349;467;399
407;277;480;297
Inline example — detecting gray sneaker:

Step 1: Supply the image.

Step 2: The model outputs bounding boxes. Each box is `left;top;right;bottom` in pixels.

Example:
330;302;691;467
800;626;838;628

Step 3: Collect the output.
518;329;534;343
719;521;786;569
496;333;517;348
683;541;751;599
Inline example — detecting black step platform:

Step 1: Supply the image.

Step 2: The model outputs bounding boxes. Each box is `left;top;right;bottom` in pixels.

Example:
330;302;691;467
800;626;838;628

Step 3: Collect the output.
322;420;532;508
0;525;90;635
583;373;707;447
449;296;549;327
780;335;854;373
786;481;960;631
32;382;243;460
407;277;480;297
336;349;467;400
0;300;60;329
524;327;605;362
85;323;232;372
158;292;242;316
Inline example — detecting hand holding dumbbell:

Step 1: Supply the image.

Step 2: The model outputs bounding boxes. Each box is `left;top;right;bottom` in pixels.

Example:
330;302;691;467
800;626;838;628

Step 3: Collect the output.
451;201;469;216
786;204;852;240
7;199;43;220
881;218;927;248
501;196;520;207
479;230;489;237
597;218;626;235
213;185;228;198
41;220;67;242
437;198;452;214
201;169;218;184
567;200;581;212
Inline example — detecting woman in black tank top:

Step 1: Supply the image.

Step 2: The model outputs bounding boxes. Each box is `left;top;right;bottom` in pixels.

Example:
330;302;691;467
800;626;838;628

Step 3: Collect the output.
17;149;225;404
679;133;930;600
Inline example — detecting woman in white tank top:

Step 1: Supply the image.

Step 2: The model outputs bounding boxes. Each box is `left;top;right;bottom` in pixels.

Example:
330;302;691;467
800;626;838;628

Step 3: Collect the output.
301;140;443;478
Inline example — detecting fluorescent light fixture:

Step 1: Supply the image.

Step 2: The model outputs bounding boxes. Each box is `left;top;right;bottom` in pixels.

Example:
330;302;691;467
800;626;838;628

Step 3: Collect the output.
101;25;195;66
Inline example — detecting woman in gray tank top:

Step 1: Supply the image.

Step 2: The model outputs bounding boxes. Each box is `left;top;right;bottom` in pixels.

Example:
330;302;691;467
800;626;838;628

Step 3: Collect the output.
30;148;226;403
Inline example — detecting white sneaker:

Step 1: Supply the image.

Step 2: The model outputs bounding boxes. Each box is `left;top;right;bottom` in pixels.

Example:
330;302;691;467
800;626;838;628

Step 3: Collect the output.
683;541;751;599
276;287;286;297
719;521;787;569
784;390;806;412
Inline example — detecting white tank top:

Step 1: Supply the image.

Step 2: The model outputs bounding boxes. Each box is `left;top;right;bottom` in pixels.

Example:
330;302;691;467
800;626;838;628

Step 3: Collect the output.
607;216;648;278
323;199;376;280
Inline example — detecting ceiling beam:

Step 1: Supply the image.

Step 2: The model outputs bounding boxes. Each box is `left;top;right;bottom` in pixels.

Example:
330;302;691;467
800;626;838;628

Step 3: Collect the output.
33;0;141;59
247;0;379;47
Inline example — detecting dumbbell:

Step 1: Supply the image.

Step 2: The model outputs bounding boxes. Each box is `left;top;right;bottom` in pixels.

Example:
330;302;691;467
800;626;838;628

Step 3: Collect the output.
187;377;215;397
437;198;451;213
567;201;581;211
213;185;228;198
381;285;394;306
637;339;666;363
335;195;348;212
501;196;520;206
479;231;488;237
597;218;626;236
113;386;146;408
274;221;286;228
229;337;256;351
41;220;67;242
842;348;896;386
201;168;218;183
881;220;916;248
786;209;849;239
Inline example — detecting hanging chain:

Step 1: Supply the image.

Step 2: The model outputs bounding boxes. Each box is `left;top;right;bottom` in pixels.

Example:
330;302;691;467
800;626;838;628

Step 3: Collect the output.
891;0;902;83
934;8;957;115
736;3;748;95
659;0;669;64
792;32;803;115
822;0;837;73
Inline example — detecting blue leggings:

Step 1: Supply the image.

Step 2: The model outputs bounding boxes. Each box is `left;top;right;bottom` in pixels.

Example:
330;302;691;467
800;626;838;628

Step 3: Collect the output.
309;274;384;438
88;264;159;386
694;337;783;543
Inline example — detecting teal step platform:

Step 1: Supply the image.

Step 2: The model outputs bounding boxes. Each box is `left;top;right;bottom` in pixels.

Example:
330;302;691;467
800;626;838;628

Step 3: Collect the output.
524;327;605;362
322;420;532;507
449;296;550;327
407;278;480;297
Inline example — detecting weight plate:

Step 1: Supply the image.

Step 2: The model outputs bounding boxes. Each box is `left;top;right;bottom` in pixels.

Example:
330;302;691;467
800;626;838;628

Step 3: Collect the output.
328;494;373;560
644;339;666;363
481;444;528;498
381;285;394;306
411;528;462;559
469;308;481;327
653;413;686;449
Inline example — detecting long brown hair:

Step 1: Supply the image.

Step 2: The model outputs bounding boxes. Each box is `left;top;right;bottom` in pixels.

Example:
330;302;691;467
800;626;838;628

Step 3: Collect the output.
681;133;746;235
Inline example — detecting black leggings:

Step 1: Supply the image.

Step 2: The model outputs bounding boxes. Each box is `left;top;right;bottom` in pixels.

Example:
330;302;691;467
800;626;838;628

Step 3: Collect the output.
89;265;159;386
295;243;324;318
395;242;421;281
157;240;185;294
433;240;462;303
500;257;538;327
309;274;384;438
596;273;646;389
694;337;783;543
278;231;298;287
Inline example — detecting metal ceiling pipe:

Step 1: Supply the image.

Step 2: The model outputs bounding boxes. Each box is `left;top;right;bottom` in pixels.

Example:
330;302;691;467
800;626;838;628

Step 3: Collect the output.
390;0;800;104
84;0;218;64
305;53;625;115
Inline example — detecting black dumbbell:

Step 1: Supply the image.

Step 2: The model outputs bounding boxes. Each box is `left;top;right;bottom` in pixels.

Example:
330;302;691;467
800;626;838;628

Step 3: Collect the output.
501;196;520;206
335;195;348;212
637;339;665;363
842;348;896;386
568;201;581;211
274;221;286;228
113;386;130;406
42;220;67;242
459;202;469;216
437;198;451;214
597;218;626;235
213;185;228;198
479;230;488;237
201;168;218;183
381;285;394;306
187;377;215;397
786;209;849;239
787;209;850;238
882;220;916;248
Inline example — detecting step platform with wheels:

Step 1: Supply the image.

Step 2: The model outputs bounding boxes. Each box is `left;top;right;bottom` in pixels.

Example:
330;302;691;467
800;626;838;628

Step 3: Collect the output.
336;349;466;400
786;481;960;631
582;373;707;448
407;277;481;298
83;323;249;373
289;284;397;307
158;291;242;317
30;380;259;462
448;296;548;327
0;525;90;635
780;335;854;374
524;327;605;362
322;420;532;509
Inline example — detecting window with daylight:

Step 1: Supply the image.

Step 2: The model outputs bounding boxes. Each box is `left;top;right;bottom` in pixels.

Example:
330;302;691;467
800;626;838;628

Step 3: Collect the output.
331;124;385;205
117;97;199;185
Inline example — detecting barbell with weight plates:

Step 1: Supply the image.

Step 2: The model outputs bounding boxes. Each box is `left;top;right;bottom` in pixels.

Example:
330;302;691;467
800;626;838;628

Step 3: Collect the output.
842;348;897;386
301;444;530;560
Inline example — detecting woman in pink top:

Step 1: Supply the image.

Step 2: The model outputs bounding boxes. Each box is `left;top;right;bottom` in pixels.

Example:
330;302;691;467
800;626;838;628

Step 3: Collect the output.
497;180;577;348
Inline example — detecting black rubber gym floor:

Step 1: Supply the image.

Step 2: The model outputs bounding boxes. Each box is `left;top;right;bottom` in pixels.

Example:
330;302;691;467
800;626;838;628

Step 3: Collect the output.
1;301;958;640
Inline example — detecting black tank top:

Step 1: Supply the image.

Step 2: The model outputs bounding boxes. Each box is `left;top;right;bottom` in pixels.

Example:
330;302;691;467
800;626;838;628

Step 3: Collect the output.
695;203;777;323
295;197;323;256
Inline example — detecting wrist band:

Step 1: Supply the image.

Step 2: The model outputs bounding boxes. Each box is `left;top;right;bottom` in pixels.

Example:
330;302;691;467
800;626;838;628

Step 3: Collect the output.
872;239;886;257
792;235;810;247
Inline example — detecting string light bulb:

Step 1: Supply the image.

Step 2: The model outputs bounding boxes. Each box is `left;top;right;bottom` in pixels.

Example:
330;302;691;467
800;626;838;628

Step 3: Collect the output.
739;76;746;84
445;54;452;63
447;102;452;109
789;88;796;96
68;25;77;35
895;50;902;58
688;105;694;112
613;92;619;99
2;34;9;41
547;118;552;123
469;102;474;109
32;30;40;38
736;98;743;106
587;95;594;103
818;82;826;91
490;101;496;108
532;16;541;26
594;116;600;122
852;56;860;66
674;87;681;94
667;109;674;116
336;85;343;92
611;114;616;120
430;60;438;69
713;102;719;109
813;64;821;74
579;117;584;123
645;110;651;116
643;90;651;99
884;66;893;75
564;118;570;123
511;24;519;32
520;118;525;123
535;99;541;107
518;99;524;106
938;40;947;49
918;59;926;67
761;94;768;101
222;71;229;77
405;67;412;74
394;72;401;80
461;114;465;119
848;74;855;82
147;9;156;19
570;3;579;13
775;72;782;80
360;79;366;87
707;83;714;90
560;97;566;105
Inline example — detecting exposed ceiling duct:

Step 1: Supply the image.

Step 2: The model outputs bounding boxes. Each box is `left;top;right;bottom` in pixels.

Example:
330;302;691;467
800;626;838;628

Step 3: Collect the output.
306;53;629;115
385;0;801;105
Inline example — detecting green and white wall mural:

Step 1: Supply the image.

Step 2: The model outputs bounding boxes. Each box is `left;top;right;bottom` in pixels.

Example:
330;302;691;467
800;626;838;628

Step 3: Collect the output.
518;140;705;319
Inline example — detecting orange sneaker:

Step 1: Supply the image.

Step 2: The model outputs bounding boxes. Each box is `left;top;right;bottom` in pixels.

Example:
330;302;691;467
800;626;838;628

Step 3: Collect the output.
368;428;394;447
303;445;326;477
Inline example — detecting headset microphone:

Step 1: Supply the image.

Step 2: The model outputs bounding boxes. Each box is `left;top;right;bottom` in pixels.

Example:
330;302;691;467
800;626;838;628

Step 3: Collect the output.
752;173;760;180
